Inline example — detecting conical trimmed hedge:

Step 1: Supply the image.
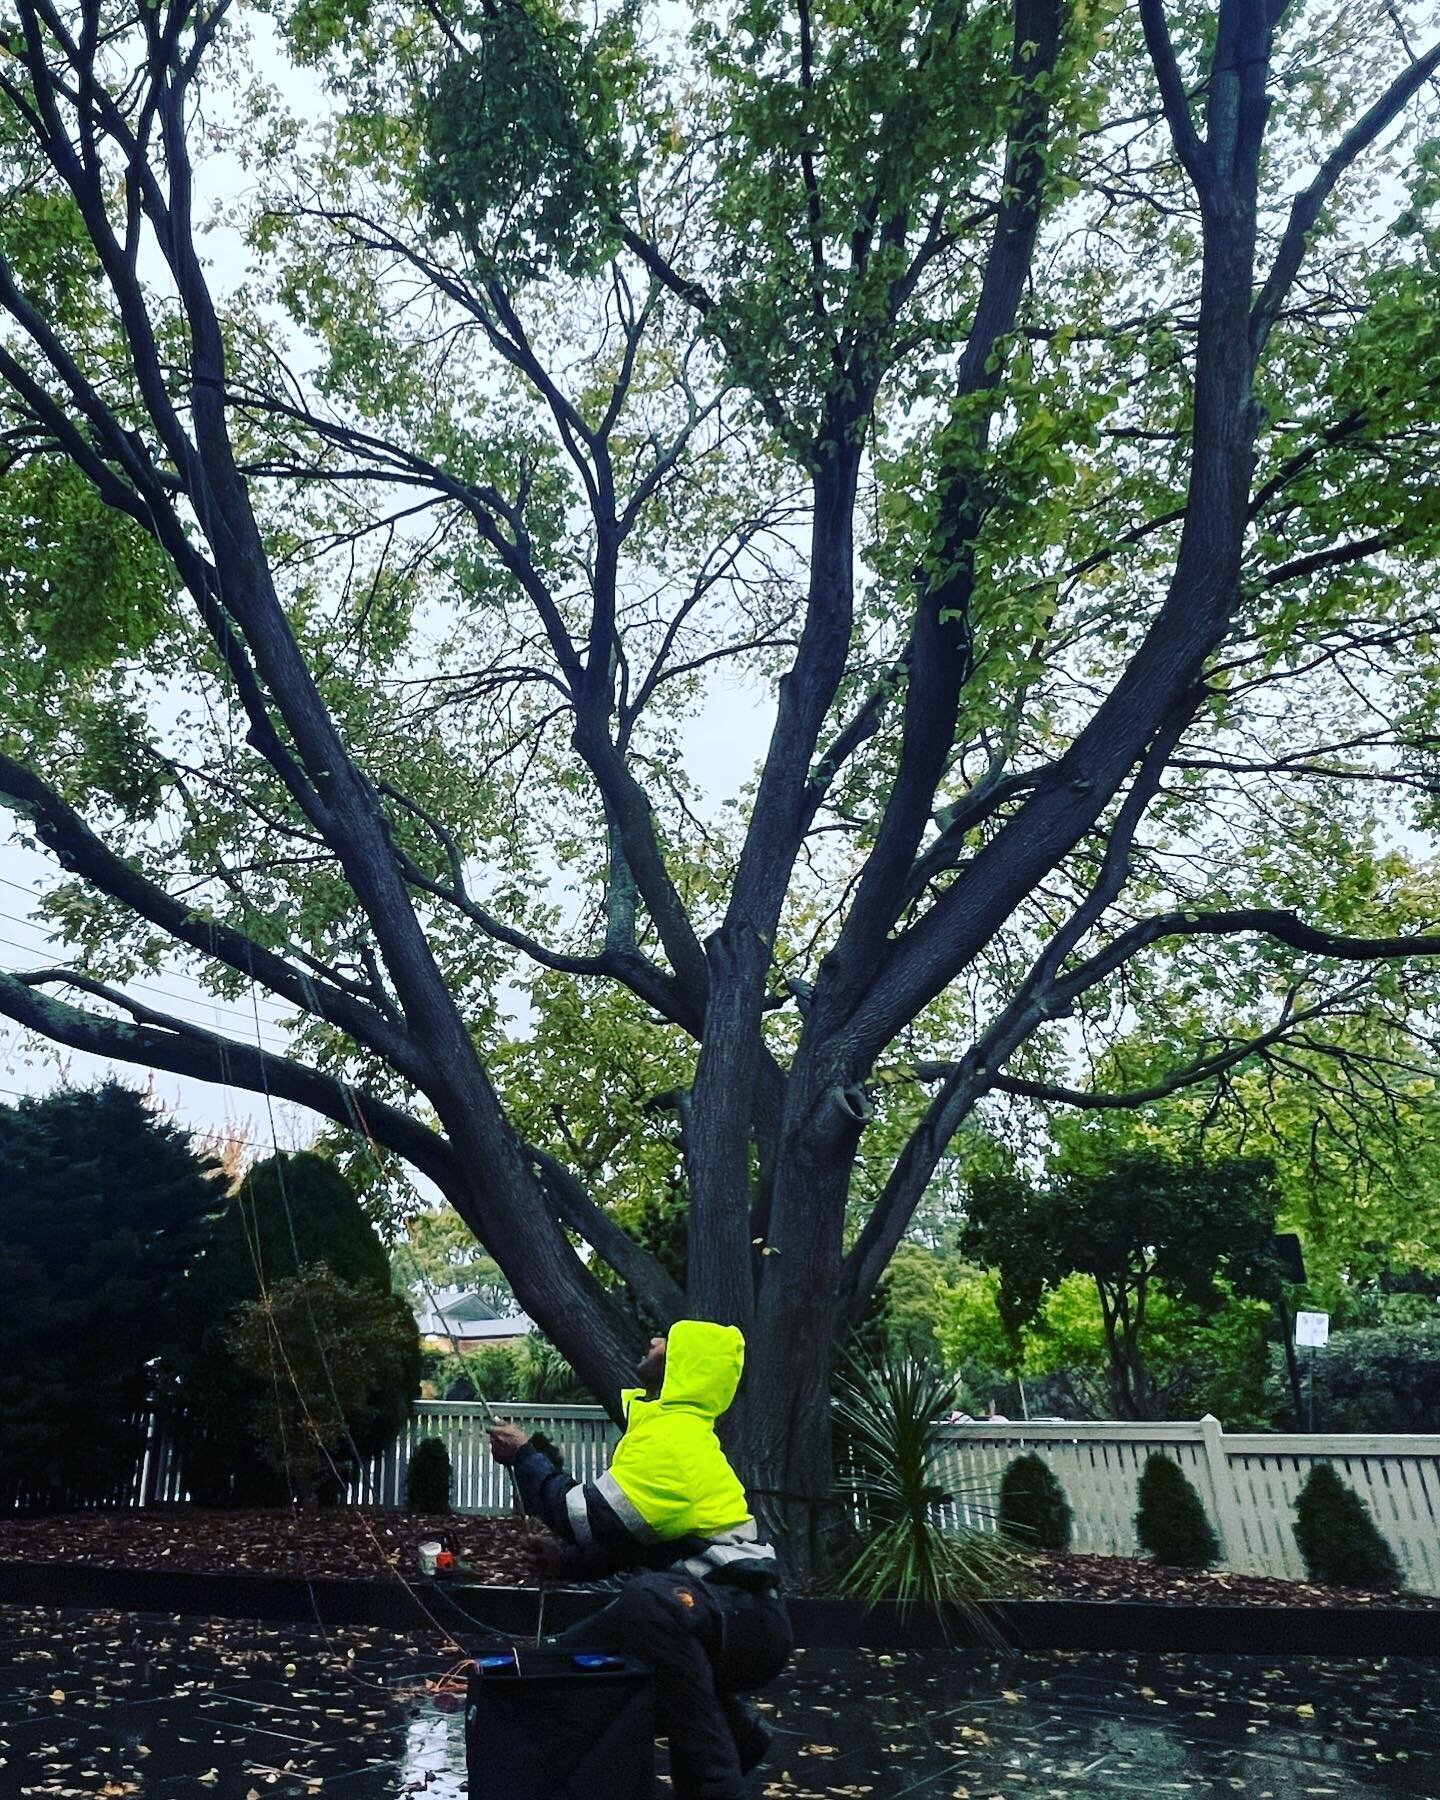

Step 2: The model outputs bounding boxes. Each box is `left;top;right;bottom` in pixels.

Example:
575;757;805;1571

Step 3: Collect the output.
1135;1453;1218;1568
1293;1464;1400;1590
999;1453;1072;1551
406;1436;452;1514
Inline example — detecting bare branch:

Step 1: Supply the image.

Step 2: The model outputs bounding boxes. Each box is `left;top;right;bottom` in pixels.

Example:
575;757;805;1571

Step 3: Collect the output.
1058;906;1440;1007
990;1004;1322;1110
1252;37;1440;356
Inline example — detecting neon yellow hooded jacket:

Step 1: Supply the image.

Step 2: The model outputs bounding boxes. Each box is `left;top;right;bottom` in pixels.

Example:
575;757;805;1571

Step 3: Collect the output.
512;1320;778;1583
609;1319;752;1538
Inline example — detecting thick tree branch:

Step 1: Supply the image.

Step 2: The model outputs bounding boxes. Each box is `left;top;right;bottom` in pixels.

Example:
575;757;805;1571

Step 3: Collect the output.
525;1141;686;1327
823;0;1063;990
1137;0;1211;194
0;754;420;1078
0;969;454;1188
842;715;1191;1306
1251;531;1397;593
838;0;1287;1072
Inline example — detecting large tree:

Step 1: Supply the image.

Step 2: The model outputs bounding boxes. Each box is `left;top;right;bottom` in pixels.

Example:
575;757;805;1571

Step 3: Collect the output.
2;0;1440;1562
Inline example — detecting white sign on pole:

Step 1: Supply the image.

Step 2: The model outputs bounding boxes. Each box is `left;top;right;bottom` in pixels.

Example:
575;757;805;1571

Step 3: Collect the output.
1294;1310;1330;1348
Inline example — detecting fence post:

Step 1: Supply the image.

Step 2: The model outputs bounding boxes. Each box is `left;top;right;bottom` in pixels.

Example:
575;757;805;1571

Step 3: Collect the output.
1198;1414;1247;1569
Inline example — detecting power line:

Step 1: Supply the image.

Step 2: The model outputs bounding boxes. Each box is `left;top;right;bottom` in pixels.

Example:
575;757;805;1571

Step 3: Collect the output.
0;892;370;1031
0;886;376;1037
0;916;298;1041
0;1076;320;1154
0;902;300;1021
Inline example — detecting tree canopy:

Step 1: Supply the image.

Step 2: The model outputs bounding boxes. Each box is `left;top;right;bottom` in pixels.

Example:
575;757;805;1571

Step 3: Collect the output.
1;0;1439;1556
961;1148;1282;1416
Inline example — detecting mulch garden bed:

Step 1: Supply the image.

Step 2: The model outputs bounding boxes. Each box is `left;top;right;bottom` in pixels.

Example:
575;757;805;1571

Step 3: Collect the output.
0;1506;534;1585
1008;1549;1440;1610
1;1507;1434;1611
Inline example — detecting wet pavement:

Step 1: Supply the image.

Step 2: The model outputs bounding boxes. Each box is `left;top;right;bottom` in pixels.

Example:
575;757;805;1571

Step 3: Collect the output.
2;1603;1438;1798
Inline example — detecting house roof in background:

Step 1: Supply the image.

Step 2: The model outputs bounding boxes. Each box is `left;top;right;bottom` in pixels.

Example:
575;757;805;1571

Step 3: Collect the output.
414;1286;534;1339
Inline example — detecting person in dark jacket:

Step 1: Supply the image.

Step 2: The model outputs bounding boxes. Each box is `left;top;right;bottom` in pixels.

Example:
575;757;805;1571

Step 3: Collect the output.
488;1320;791;1799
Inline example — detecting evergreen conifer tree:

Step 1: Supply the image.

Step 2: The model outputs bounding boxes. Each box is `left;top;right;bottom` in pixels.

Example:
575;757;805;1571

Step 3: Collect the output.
1293;1465;1401;1589
999;1453;1072;1551
0;1083;221;1508
407;1437;453;1514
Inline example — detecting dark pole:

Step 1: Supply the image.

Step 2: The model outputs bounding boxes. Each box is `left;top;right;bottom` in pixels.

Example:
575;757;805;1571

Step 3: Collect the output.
1269;1237;1307;1430
1276;1290;1305;1429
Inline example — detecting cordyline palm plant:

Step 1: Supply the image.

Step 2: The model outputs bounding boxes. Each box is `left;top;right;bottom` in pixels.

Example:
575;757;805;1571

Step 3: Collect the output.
831;1350;1018;1632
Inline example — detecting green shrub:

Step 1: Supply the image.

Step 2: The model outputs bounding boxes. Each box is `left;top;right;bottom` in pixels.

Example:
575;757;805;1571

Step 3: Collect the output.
163;1151;404;1506
422;1338;589;1403
1135;1454;1218;1567
1268;1323;1440;1433
999;1454;1072;1551
406;1437;452;1514
1293;1464;1401;1589
228;1263;421;1503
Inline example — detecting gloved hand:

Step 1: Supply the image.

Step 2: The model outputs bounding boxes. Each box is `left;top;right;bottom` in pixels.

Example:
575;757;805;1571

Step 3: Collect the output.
521;1534;570;1581
487;1422;530;1465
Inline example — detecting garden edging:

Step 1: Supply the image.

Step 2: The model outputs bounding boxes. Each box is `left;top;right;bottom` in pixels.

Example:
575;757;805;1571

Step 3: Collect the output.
2;1561;1438;1655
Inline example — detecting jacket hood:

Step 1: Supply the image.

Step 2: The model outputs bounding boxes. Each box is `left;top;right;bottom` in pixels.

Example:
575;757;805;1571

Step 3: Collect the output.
631;1319;745;1420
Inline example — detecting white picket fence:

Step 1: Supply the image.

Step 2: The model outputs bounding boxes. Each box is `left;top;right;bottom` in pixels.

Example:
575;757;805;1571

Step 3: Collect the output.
379;1405;1440;1596
18;1400;1439;1597
937;1417;1440;1596
354;1402;620;1514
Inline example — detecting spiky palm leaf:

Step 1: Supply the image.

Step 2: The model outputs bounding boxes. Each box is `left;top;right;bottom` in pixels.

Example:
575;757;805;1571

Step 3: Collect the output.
832;1348;1019;1633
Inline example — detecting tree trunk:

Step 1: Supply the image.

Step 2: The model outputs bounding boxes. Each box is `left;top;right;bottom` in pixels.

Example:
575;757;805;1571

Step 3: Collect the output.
734;1290;846;1581
733;1114;860;1576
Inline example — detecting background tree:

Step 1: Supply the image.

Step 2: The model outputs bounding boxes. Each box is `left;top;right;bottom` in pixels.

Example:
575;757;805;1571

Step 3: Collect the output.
421;1334;591;1403
851;1241;957;1366
1276;1319;1440;1432
0;1082;220;1508
162;1150;416;1502
962;1150;1283;1417
1;0;1439;1564
394;1204;515;1317
1044;1007;1440;1309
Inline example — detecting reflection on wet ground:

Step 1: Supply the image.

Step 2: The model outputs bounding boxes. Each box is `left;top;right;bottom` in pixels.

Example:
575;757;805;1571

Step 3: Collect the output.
2;1603;1438;1798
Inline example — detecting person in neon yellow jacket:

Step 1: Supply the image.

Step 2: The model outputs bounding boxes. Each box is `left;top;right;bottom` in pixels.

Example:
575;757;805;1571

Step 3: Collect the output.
489;1320;791;1798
